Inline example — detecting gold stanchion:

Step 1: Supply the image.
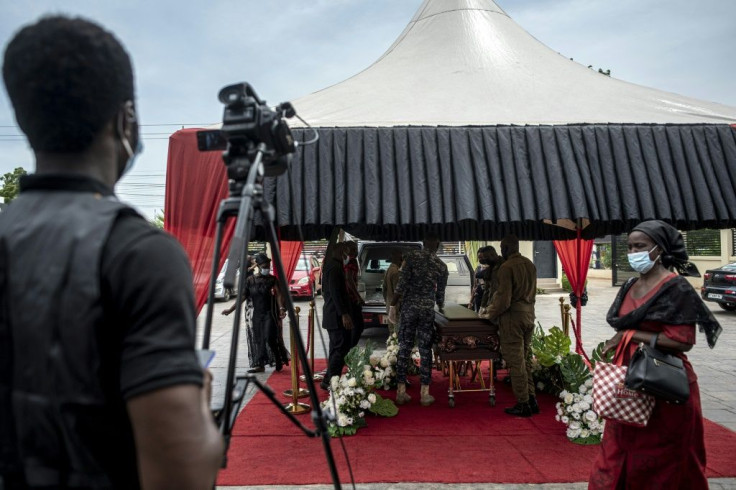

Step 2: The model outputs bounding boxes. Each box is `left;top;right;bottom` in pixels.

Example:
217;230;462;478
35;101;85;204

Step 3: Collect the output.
300;300;323;382
559;296;572;337
559;296;566;328
284;306;310;414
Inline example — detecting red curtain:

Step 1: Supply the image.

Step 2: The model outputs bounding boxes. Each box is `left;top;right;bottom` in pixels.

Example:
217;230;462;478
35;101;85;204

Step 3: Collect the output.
553;235;594;358
278;241;304;285
165;129;234;314
165;129;308;313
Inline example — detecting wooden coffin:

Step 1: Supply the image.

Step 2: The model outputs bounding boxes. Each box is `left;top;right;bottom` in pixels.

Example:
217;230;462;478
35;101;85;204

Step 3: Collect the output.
434;304;501;361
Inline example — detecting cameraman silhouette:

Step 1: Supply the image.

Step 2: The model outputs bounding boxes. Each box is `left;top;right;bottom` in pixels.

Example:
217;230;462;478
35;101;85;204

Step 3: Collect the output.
0;16;222;489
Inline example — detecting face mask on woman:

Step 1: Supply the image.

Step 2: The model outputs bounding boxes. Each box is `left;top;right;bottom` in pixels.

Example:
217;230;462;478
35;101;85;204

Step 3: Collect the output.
627;245;659;274
260;268;270;276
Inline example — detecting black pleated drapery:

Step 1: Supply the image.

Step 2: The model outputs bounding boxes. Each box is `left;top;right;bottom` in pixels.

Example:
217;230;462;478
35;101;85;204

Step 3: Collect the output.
257;124;736;241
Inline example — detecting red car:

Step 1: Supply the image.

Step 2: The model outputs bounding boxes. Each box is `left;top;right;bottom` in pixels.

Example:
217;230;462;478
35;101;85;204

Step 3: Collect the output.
289;255;322;299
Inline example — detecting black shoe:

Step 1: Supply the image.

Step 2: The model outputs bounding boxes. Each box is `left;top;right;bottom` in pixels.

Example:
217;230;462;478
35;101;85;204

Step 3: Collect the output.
319;381;330;391
529;396;540;414
247;366;265;373
275;360;283;372
503;376;511;385
504;402;532;417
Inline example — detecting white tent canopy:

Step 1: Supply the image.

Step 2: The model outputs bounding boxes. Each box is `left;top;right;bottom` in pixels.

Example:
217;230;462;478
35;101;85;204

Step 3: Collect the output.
291;0;736;127
167;0;736;242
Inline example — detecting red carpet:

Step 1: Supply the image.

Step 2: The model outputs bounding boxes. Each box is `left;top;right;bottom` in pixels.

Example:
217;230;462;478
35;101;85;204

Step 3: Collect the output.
217;360;736;486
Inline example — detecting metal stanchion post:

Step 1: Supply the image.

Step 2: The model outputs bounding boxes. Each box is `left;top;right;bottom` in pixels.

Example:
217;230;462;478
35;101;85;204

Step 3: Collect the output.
300;300;323;382
284;306;310;414
559;296;565;330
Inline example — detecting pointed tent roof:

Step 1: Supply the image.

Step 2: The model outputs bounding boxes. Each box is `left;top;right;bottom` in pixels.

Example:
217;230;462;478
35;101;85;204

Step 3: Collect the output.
291;0;736;126
166;0;736;243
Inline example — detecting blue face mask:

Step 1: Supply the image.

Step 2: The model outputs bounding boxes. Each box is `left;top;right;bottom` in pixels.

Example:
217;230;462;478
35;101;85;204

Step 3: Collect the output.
627;245;659;274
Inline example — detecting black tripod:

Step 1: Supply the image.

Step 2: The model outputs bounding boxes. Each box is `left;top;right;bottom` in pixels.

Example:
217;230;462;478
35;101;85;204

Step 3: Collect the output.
200;143;342;488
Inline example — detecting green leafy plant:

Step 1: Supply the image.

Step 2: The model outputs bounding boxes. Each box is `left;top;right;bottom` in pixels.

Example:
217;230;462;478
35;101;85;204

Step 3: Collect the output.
531;324;569;395
561;273;572;292
345;339;374;379
589;340;614;373
534;326;571;367
369;393;398;417
560;272;588;293
559;353;590;393
531;331;608;445
531;324;608;445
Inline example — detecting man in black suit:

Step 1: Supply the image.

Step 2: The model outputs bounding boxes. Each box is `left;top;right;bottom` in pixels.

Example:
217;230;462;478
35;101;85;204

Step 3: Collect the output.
320;242;354;390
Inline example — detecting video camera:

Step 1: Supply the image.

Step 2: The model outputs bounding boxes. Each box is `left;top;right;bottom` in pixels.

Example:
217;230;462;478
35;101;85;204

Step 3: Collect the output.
197;82;296;179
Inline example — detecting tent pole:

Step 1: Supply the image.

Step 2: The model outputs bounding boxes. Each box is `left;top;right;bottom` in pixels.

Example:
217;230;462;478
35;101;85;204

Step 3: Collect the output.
576;223;583;356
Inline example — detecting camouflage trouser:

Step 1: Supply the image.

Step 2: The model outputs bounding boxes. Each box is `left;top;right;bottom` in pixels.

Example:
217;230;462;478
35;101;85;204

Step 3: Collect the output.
498;311;535;403
396;302;435;385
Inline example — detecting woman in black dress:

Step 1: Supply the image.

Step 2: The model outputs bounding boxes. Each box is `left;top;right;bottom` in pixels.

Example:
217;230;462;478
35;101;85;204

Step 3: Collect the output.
223;253;289;373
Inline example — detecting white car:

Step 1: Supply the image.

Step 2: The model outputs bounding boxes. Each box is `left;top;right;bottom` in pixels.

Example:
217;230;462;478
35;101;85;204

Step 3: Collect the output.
214;259;240;301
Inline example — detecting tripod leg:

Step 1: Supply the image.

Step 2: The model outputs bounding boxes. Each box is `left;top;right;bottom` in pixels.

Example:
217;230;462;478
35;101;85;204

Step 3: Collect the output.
202;214;228;350
219;190;258;437
261;205;342;490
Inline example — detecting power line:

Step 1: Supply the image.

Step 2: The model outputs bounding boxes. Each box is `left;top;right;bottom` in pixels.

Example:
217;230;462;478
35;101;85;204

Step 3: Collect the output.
0;136;184;144
0;122;216;129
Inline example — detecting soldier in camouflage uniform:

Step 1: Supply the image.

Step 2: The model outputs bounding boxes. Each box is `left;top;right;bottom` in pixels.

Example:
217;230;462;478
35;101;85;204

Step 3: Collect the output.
389;234;448;406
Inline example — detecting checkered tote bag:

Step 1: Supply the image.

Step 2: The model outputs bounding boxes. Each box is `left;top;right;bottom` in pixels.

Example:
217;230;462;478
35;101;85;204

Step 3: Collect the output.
593;330;655;427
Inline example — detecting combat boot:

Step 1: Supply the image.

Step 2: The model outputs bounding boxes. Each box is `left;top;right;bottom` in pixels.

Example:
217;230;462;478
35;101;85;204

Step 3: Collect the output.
504;402;532;417
396;383;411;405
420;384;435;406
528;395;540;414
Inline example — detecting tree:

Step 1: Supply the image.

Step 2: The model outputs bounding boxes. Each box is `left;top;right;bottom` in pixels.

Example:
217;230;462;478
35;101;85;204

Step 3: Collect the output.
0;167;28;203
150;209;165;230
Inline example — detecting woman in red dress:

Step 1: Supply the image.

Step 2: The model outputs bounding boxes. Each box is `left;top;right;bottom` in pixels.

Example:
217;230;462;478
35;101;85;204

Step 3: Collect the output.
588;220;722;490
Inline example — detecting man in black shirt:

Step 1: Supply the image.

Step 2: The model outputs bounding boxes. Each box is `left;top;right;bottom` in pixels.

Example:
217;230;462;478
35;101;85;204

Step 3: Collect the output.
0;16;222;488
320;242;354;390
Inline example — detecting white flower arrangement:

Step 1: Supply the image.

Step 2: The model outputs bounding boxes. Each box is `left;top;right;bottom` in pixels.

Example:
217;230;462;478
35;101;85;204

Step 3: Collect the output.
321;340;398;436
369;332;400;389
322;372;376;435
555;378;605;445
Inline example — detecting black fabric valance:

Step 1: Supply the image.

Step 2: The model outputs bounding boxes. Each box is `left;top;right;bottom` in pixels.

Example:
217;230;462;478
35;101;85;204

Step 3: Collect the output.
256;124;736;241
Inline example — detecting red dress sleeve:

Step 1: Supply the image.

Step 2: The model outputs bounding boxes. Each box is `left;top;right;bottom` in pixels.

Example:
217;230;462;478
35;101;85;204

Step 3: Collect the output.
661;323;696;345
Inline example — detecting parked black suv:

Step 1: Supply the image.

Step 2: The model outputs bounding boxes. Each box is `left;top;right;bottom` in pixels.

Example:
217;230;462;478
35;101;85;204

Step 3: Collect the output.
701;262;736;311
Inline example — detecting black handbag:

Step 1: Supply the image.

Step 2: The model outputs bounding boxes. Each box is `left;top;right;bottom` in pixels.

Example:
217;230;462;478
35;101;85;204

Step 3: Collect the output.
624;333;690;404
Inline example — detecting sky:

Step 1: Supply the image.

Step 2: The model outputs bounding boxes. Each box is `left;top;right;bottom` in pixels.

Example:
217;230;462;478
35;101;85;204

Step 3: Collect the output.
1;0;735;219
